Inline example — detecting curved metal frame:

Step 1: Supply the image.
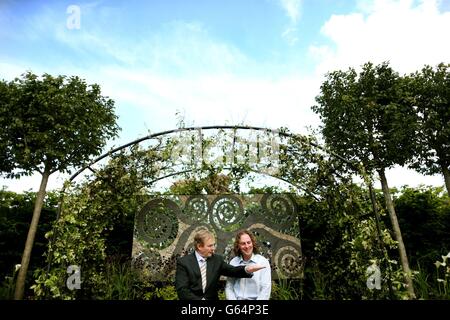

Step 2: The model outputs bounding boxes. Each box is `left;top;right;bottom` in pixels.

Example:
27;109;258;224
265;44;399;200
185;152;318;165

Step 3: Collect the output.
55;125;348;221
67;125;352;183
48;125;391;293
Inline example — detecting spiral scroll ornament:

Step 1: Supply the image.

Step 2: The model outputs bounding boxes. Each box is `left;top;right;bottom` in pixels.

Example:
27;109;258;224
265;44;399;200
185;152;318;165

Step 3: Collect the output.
261;194;296;228
274;245;302;278
136;199;179;249
181;195;210;224
210;195;245;232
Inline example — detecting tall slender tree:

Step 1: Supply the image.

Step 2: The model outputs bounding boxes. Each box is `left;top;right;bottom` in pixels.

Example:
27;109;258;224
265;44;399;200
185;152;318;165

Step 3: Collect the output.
407;63;450;196
0;72;120;299
312;62;417;298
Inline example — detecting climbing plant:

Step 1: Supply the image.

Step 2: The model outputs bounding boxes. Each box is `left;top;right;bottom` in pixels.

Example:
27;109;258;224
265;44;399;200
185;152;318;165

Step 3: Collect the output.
31;126;406;299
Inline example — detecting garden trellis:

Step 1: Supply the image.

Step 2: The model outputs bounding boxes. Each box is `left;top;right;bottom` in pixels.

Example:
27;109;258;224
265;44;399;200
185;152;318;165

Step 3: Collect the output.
39;125;393;298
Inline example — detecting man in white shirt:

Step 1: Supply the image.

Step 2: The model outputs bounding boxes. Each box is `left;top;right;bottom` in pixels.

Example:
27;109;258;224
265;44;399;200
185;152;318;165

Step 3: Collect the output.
225;230;272;300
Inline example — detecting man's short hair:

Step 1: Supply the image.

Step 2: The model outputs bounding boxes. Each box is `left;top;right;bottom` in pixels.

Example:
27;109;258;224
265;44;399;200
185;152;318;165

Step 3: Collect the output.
194;229;214;249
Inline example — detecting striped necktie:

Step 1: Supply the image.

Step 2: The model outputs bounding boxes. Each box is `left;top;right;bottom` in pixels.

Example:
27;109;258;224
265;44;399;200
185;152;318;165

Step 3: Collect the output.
200;259;207;293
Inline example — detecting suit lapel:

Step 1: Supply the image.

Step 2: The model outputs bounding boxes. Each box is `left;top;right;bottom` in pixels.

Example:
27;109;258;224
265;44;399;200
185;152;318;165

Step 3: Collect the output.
188;253;201;277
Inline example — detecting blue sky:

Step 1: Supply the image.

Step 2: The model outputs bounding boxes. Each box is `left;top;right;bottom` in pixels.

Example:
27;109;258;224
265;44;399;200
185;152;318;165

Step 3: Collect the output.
1;0;449;192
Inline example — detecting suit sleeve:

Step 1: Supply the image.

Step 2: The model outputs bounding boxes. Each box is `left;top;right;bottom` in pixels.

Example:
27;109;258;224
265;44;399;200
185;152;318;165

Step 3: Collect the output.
175;258;202;300
219;258;252;278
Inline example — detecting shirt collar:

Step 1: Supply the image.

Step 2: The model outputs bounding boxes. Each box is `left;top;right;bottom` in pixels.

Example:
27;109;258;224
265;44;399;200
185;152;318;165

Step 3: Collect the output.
195;250;207;263
239;253;256;264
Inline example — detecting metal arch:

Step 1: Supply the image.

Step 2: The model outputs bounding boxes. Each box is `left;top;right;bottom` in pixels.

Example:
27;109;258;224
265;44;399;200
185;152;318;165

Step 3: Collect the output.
53;124;357;232
147;166;321;201
67;125;357;184
49;125;388;280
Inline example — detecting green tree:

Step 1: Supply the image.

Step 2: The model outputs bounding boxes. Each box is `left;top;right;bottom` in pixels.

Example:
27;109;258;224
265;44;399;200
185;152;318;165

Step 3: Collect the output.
407;63;450;196
169;173;232;195
312;62;417;298
0;189;58;298
393;186;450;271
0;72;120;299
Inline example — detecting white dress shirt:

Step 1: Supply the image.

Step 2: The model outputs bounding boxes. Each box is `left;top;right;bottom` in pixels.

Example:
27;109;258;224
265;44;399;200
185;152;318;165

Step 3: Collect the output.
225;253;271;300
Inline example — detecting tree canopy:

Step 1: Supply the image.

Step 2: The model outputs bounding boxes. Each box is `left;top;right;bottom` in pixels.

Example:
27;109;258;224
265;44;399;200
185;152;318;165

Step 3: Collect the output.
0;71;120;177
0;71;120;299
312;61;417;173
312;61;418;298
406;63;450;195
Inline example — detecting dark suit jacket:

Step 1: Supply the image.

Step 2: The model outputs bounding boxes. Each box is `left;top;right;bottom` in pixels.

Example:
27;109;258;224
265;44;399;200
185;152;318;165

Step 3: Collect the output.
175;252;252;300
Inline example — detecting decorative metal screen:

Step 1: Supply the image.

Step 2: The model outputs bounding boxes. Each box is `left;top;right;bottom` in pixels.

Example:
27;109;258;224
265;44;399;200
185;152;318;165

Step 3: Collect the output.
131;194;302;281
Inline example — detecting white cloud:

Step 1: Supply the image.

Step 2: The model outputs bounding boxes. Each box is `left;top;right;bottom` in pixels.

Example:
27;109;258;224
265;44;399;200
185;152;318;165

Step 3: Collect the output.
277;0;302;45
384;165;444;190
2;1;446;192
0;63;320;193
282;26;299;46
278;0;302;23
0;173;69;193
306;0;449;190
0;62;33;80
98;66;321;137
0;11;321;193
311;0;450;75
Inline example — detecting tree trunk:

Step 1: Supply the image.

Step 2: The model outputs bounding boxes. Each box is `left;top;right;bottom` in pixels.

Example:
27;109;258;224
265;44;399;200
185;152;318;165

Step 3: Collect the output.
368;182;395;299
378;169;416;299
441;164;450;198
14;170;50;300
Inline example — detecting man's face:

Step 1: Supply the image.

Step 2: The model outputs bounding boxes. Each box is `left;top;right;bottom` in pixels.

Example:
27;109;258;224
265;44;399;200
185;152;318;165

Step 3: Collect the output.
197;236;216;258
238;233;254;259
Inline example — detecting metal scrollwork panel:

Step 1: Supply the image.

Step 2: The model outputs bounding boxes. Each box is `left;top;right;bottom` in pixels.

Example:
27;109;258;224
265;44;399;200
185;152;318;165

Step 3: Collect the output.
135;198;179;249
179;195;209;224
210;195;246;232
260;193;297;230
131;194;303;281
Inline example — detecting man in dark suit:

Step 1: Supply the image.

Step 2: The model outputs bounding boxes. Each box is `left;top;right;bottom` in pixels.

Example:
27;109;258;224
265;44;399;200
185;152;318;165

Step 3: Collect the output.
175;229;265;300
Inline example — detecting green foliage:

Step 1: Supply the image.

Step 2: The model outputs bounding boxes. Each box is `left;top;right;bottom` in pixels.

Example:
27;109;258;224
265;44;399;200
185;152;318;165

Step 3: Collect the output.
434;253;450;298
96;257;144;300
393;186;450;272
31;146;165;299
0;264;19;299
218;288;226;300
144;284;178;300
248;186;282;194
168;173;232;195
0;71;120;177
31;148;148;299
0;189;58;295
11;122;445;300
0;71;120;299
312;61;417;173
413;253;450;300
406;63;450;177
296;179;405;300
312;62;422;299
271;278;301;300
412;265;431;300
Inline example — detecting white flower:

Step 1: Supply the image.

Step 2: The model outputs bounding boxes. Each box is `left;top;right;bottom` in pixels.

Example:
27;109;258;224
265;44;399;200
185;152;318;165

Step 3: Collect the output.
437;279;445;283
15;264;21;272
